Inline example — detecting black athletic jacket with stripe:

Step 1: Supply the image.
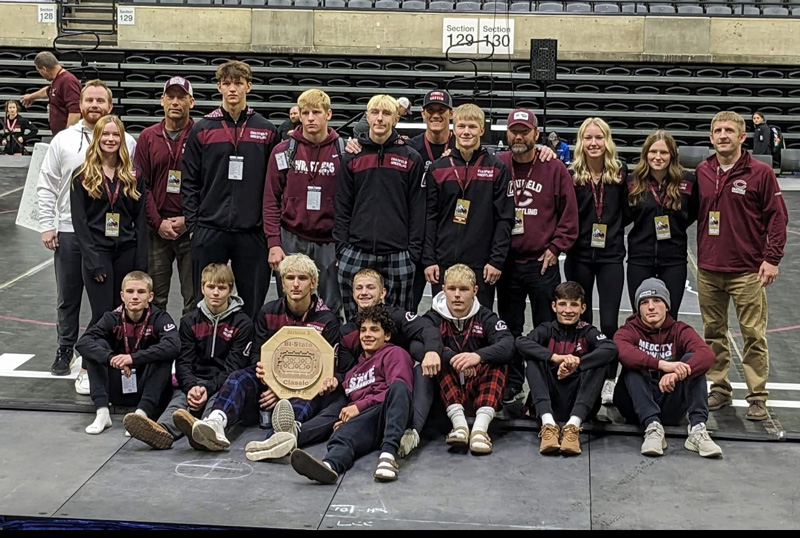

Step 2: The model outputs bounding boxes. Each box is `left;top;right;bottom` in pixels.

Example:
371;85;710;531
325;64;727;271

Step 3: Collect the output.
516;320;618;373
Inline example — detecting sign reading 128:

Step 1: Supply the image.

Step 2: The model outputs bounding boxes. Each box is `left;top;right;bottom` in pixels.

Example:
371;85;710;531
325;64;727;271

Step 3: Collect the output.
442;18;515;55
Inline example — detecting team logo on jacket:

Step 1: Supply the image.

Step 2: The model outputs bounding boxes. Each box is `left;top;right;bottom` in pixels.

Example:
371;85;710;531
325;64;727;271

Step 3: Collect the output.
163;324;176;332
495;320;508;331
247;129;271;142
731;179;747;196
222;326;234;340
477;168;495;179
638;340;674;360
389;156;410;170
472;324;485;337
294;160;336;176
508;179;543;207
345;366;376;395
243;342;251;357
405;312;418;322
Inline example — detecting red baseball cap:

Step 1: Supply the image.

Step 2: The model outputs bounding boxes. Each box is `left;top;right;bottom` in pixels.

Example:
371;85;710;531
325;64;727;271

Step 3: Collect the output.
507;109;538;129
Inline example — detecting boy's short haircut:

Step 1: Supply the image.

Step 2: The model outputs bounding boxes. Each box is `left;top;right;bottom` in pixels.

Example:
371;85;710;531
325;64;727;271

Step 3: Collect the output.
553;281;585;304
443;264;476;288
298;89;331;113
279;253;319;287
201;263;235;288
215;60;252;83
710;111;746;135
353;268;385;290
452;103;485;125
80;79;113;102
366;94;398;116
354;305;396;338
122;271;153;293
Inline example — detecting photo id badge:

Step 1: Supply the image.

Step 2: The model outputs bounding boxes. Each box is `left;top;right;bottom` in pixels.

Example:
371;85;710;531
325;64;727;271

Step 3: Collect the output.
275;151;289;171
105;212;120;237
512;208;525;235
709;211;721;236
591;223;607;248
121;369;138;394
654;215;671;240
166;169;181;194
453;198;470;225
306;185;321;211
228;155;244;180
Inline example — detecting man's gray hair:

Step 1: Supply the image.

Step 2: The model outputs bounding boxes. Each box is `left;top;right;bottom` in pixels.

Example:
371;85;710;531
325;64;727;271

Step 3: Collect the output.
34;51;60;70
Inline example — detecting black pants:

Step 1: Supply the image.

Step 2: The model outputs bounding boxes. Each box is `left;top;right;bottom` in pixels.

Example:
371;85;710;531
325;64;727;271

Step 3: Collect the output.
191;226;270;319
410;363;437;432
411;261;427;314
613;353;708;428
296;387;348;447
564;258;624;379
525;359;606;423
54;232;85;349
626;263;687;320
498;261;560;393
324;381;412;474
82;247;137;326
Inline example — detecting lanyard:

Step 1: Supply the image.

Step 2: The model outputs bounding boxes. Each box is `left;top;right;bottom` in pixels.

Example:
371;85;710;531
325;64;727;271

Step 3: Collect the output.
284;299;310;326
450;318;476;353
589;179;605;222
713;163;732;209
423;132;450;163
649;180;665;208
450;154;485;195
103;175;121;208
510;158;535;206
122;308;151;355
304;144;324;185
219;115;249;154
5;117;17;133
162;125;190;170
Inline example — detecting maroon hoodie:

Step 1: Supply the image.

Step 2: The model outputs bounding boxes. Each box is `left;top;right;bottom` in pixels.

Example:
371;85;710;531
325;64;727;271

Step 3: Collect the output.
614;313;714;379
263;127;342;247
695;151;787;273
342;343;414;413
497;151;578;263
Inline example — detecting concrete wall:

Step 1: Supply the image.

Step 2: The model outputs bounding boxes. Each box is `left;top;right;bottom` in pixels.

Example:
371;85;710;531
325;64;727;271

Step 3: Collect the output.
2;3;799;65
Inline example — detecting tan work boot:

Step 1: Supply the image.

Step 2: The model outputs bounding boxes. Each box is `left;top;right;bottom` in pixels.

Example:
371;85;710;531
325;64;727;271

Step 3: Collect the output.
746;400;768;421
560;424;582;456
708;391;732;411
538;423;561;454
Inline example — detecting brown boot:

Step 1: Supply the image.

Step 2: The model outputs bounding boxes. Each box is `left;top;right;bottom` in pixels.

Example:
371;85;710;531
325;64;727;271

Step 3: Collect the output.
538;424;561;454
746;400;768;421
560;424;582;456
123;413;173;450
708;391;732;411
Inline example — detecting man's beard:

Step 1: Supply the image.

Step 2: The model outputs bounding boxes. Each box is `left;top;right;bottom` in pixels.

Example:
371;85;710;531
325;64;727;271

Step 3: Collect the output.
511;142;534;155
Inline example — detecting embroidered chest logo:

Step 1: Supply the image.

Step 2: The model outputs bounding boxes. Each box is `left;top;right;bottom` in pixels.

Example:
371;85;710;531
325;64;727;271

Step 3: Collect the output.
293;160;336;176
731;179;747;196
222;326;234;339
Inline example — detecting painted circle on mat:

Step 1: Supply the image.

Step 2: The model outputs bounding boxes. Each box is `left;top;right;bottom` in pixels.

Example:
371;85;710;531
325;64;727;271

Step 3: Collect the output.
175;459;254;480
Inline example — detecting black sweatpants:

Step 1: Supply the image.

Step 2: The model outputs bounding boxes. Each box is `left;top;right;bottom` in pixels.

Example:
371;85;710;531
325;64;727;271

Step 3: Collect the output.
498;261;560;393
296;387;348;447
525;359;605;423
564;258;624;380
85;351;173;416
54;232;85;349
613;353;708;428
82;247;137;326
626;263;688;320
323;381;412;474
411;261;427;314
191;226;270;319
410;363;436;432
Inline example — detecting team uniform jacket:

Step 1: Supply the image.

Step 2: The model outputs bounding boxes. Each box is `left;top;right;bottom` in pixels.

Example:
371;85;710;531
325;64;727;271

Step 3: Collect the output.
423;146;514;270
343;343;414;413
515;319;618;373
263;127;343;247
333;131;425;260
695;151;787;273
2;114;38;154
75;305;180;368
625;171;699;267
497;151;578;263
407;132;457;171
181;107;277;234
176;296;254;395
421;304;515;366
614;314;714;380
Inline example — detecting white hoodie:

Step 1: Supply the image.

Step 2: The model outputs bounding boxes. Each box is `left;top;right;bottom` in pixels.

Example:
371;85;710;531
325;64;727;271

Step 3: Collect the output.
431;290;481;331
36;120;137;233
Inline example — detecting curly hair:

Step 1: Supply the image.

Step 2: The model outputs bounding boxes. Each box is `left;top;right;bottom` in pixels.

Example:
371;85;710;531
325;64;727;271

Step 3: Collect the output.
354;305;396;338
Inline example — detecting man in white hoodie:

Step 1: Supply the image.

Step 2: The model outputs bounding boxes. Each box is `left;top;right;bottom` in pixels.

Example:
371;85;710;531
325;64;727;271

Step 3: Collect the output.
37;79;137;393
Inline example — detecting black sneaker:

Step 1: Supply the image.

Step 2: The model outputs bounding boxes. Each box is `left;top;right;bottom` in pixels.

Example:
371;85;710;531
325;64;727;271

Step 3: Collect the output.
51;347;73;376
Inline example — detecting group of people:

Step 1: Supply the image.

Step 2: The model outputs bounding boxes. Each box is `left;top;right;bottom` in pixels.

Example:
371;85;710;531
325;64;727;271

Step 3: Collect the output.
30;55;787;484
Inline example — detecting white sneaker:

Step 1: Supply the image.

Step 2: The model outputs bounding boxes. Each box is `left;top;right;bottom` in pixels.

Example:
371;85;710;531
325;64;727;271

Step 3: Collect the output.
191;418;230;451
685;423;722;458
75;371;90;395
397;428;420;459
641;422;667;456
601;379;615;406
245;431;297;461
272;399;300;437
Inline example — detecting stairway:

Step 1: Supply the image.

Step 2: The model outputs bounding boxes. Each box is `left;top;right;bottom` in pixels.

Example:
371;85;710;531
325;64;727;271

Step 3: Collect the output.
57;0;118;48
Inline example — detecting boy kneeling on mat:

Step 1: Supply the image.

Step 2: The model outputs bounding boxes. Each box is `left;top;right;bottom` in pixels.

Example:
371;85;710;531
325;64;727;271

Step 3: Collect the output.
291;305;414;484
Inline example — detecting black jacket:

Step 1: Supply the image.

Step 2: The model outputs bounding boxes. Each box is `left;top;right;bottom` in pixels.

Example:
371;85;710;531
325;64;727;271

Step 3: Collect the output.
753;123;773;156
2;114;38;154
421;305;514;366
516;319;618;373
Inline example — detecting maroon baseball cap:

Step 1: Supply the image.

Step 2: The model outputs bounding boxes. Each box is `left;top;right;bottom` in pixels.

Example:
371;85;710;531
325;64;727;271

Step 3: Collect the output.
507;109;538;129
163;76;193;97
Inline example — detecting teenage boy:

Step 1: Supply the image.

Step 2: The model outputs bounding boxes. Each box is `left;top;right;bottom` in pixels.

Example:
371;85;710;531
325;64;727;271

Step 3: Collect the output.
614;278;723;458
290;305;414;484
123;263;253;450
516;281;617;456
75;271;179;435
420;264;514;455
185;253;340;453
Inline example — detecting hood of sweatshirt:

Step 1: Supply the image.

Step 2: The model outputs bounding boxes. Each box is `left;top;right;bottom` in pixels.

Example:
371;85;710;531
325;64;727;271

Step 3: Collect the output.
289;126;340;147
622;312;677;341
431;290;481;322
197;295;245;358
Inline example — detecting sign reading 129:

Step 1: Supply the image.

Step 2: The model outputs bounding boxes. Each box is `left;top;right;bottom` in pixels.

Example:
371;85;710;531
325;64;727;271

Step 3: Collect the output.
442;18;515;55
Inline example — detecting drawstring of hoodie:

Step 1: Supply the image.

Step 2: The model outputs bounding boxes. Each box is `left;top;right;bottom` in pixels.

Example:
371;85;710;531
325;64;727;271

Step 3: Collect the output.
210;313;221;357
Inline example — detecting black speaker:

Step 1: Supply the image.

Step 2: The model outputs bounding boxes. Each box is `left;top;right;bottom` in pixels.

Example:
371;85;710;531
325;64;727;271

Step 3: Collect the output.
530;39;558;82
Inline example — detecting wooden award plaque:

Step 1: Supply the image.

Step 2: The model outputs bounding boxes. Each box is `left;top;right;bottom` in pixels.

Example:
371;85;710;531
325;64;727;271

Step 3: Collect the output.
260;326;335;400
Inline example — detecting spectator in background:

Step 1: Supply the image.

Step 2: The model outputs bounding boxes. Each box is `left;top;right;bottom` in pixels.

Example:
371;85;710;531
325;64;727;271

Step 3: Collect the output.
21;51;82;136
751;111;772;157
277;105;300;141
548;131;571;166
2;100;38;155
397;97;412;120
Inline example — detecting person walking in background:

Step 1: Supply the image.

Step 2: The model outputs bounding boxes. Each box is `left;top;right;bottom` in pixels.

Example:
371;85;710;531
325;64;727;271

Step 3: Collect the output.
21;51;81;136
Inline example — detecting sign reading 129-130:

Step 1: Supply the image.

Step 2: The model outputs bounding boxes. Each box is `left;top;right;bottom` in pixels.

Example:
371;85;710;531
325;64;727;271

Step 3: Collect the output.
442;18;515;55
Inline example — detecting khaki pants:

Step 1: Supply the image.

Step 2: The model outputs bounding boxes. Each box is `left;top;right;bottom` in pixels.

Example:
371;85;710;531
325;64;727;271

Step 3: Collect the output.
148;228;194;316
696;268;769;403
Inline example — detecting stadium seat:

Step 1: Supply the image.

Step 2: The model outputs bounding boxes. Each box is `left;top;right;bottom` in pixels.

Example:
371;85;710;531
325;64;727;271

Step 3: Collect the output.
483;1;509;10
429;1;454;9
324;0;346;6
705;5;732;14
348;0;373;7
678;146;711;169
509;1;531;10
781;148;800;173
649;4;676;13
750;152;774;167
677;5;704;13
456;1;481;10
375;0;400;8
295;0;321;5
401;0;426;8
566;2;591;11
536;2;564;11
763;6;789;15
594;3;620;12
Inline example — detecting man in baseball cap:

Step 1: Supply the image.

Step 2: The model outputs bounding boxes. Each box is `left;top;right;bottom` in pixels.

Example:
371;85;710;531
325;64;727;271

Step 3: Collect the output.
507;108;537;130
163;75;194;97
397;96;411;117
422;90;453;110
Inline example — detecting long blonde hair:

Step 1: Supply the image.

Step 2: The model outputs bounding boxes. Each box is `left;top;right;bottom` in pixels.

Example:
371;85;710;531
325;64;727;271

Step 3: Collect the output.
629;130;683;211
77;115;139;200
571;117;622;186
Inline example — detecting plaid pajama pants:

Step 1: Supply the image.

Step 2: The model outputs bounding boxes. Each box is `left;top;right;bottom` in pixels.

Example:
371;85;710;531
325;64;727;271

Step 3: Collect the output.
337;244;414;321
439;362;508;411
206;367;318;427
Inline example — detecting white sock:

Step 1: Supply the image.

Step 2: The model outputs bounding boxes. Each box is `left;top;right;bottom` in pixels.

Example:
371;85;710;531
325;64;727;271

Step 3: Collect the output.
380;451;395;461
541;413;556;426
323;461;333;471
567;416;582;428
473;406;495;433
86;407;112;435
135;408;147;418
208;410;228;428
446;404;467;430
691;423;705;432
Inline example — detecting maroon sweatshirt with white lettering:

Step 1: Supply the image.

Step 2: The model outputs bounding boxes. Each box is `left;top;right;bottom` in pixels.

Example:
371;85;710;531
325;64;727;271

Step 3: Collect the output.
695;151;787;273
343;343;414;413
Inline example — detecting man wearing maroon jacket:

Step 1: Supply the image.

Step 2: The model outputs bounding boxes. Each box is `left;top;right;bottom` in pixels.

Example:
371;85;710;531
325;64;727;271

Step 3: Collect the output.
133;76;196;316
496;109;579;409
21;51;81;135
695;111;787;422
